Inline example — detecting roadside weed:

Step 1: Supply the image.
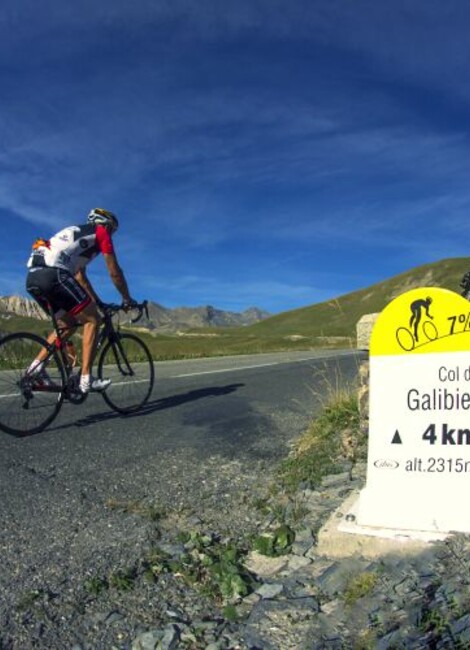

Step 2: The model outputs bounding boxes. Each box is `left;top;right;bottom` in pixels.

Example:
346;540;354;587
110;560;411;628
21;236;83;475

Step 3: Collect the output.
343;571;379;606
109;568;137;592
149;532;257;604
253;524;295;557
105;498;163;522
84;576;109;596
279;392;361;492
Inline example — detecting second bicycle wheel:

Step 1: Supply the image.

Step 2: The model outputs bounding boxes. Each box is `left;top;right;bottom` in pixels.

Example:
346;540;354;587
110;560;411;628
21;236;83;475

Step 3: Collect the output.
0;332;65;436
97;333;154;414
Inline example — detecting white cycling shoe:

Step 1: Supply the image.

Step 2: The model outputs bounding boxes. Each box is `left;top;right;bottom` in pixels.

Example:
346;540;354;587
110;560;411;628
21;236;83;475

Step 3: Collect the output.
79;375;111;393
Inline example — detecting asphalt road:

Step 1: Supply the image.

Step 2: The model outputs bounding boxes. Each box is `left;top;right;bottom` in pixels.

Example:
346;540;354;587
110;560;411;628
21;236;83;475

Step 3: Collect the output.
0;348;364;525
1;348;364;460
0;349;364;626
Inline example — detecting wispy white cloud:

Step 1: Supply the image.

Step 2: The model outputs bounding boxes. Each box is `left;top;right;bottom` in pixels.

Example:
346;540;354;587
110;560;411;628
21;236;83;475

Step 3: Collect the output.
2;1;469;233
133;273;335;312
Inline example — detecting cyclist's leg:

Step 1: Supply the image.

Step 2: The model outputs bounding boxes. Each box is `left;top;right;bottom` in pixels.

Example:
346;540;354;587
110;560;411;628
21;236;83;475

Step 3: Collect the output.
72;302;101;377
413;313;421;341
74;303;111;392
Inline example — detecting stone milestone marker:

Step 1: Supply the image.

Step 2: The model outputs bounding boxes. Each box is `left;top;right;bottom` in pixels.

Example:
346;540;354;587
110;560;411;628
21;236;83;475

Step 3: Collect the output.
357;287;470;534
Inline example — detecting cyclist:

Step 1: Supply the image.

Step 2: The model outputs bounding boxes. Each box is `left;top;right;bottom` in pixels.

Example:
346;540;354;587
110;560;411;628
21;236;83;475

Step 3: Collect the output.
25;208;136;393
409;296;433;342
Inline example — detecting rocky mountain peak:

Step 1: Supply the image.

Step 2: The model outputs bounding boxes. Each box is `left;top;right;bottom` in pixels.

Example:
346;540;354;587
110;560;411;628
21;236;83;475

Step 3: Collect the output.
0;295;49;321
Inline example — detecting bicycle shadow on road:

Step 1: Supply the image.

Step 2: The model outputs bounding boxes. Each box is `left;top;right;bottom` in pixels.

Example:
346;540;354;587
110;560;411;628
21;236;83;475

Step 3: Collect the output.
59;383;246;430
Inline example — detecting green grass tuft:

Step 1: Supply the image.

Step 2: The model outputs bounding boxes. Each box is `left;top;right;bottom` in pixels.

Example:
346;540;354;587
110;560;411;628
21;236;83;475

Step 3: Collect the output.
279;393;362;493
343;571;379;606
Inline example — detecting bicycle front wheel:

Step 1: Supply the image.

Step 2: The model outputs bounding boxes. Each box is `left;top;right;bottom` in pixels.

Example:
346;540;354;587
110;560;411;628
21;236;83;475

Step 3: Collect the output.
0;332;65;436
97;333;154;414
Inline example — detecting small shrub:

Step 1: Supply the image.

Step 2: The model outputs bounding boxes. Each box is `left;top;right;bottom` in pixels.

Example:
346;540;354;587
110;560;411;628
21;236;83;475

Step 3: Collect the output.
343;571;379;605
17;589;44;611
164;532;256;604
144;548;173;582
419;608;449;635
109;568;137;592
222;604;239;621
253;524;295;557
84;576;109;596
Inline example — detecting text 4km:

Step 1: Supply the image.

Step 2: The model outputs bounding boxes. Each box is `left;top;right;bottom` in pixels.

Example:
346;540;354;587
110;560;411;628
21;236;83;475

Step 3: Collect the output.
422;423;470;445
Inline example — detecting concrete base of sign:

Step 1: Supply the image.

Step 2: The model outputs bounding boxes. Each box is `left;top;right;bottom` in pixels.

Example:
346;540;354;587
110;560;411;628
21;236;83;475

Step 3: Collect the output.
316;490;448;559
357;483;470;533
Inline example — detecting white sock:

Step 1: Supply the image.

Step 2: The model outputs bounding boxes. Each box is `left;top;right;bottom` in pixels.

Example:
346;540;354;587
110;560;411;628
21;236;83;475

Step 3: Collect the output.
28;359;43;374
80;374;90;387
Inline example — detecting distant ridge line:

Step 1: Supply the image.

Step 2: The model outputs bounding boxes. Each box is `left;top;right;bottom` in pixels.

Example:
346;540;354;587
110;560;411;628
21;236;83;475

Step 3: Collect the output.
0;295;271;332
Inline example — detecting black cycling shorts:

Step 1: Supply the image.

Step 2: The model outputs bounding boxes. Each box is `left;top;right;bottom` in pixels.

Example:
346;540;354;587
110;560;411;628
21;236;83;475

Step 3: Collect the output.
26;267;91;318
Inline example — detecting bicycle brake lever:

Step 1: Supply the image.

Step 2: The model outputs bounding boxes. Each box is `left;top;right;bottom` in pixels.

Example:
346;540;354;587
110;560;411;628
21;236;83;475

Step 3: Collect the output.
130;304;144;323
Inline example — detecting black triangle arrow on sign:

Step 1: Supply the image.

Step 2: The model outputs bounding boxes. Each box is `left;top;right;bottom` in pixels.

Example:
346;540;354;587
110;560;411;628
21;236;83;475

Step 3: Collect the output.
391;430;402;444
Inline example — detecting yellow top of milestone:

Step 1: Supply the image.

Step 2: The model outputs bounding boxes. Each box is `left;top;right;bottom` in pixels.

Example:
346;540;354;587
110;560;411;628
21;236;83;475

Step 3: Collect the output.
370;287;470;356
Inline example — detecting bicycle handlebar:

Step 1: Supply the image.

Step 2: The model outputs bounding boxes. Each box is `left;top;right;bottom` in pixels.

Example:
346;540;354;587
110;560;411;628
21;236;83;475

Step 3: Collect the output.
99;300;149;324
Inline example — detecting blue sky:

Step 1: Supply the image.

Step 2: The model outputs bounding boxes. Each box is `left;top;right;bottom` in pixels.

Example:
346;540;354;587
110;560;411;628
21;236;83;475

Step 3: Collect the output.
2;1;470;313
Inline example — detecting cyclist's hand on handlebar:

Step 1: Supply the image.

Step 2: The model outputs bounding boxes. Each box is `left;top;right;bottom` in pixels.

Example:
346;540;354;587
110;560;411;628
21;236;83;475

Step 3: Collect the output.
122;298;138;312
122;299;148;322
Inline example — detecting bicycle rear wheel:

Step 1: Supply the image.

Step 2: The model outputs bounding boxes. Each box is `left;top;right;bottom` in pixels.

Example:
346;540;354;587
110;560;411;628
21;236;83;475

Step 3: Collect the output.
0;332;65;436
97;333;154;414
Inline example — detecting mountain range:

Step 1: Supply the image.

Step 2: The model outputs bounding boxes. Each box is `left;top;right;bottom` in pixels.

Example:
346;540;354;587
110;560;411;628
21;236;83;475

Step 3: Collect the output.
0;295;270;332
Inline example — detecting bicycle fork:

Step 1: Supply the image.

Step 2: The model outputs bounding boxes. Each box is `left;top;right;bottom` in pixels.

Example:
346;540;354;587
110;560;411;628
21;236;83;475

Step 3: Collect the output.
110;337;134;377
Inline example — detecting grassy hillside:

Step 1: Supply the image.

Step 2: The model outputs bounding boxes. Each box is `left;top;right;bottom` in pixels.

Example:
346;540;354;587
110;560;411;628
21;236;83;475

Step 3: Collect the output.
0;315;51;337
246;257;470;339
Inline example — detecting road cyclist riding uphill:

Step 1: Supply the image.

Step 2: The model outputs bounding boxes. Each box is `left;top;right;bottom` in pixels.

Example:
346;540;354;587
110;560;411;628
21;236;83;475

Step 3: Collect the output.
25;207;134;394
0;300;154;436
0;207;155;436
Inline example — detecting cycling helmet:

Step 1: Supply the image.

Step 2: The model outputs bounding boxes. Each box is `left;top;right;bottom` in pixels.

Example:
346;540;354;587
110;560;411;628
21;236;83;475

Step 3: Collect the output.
87;208;119;231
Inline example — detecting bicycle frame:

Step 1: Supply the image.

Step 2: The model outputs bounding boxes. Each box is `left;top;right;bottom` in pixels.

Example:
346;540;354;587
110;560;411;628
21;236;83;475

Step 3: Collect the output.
95;307;137;378
33;301;148;394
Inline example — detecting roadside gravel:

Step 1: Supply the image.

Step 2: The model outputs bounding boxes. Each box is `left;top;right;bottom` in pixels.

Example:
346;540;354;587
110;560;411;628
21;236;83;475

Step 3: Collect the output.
0;448;271;649
3;449;470;649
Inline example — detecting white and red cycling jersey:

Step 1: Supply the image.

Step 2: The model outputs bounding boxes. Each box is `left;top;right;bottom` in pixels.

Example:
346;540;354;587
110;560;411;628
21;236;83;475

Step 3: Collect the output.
27;224;114;274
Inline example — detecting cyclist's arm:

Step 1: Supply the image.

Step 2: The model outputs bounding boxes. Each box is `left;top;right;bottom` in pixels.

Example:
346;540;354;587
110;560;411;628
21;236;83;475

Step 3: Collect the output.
75;267;101;303
103;252;132;303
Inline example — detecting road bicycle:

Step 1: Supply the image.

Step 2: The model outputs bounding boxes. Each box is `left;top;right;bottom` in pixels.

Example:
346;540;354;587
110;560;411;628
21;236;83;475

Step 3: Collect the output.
395;319;438;351
0;301;154;436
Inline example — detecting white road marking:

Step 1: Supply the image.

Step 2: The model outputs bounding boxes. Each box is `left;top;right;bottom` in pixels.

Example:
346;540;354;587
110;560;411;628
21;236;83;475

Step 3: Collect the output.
175;362;278;378
174;356;332;378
